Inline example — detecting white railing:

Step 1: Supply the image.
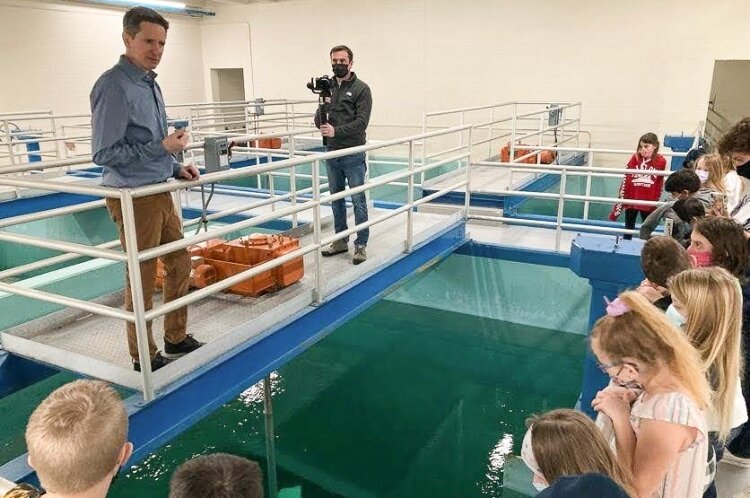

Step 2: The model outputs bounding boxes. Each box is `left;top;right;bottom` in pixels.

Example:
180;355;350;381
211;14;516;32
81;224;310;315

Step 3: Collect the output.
0;99;318;169
468;144;687;251
421;101;590;188
0;124;471;402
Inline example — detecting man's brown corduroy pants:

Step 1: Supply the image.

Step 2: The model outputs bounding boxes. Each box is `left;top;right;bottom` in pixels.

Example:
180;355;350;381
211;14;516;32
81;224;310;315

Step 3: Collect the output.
106;192;190;361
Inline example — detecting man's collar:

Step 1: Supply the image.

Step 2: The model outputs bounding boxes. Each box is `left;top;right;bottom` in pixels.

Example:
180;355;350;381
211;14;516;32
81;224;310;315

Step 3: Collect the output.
118;55;158;83
336;71;357;86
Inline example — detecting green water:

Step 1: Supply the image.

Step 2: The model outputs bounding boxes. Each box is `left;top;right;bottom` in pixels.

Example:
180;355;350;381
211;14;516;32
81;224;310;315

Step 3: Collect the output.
222;157;461;205
0;373;133;466
516;175;621;221
109;299;585;498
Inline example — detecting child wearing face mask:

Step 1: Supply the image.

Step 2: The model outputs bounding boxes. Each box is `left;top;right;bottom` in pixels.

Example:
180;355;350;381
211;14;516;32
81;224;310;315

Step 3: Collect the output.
520;409;636;497
610;133;668;239
591;291;712;498
719;118;750;230
693;154;728;216
687;217;748;278
668;268;747;460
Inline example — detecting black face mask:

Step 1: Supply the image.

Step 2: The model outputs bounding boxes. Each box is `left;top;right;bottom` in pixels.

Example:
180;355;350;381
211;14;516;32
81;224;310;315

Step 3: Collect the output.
737;159;750;180
332;64;349;79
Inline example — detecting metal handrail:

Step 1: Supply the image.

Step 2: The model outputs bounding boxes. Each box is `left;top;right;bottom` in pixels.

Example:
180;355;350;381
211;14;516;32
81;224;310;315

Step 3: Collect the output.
467;147;684;251
0;124;472;402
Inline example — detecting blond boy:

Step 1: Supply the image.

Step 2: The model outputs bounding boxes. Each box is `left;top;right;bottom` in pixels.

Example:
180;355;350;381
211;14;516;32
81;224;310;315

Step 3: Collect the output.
24;380;132;498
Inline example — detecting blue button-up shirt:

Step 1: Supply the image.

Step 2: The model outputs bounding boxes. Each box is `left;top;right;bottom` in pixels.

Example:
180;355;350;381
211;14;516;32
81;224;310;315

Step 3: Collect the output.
91;55;181;188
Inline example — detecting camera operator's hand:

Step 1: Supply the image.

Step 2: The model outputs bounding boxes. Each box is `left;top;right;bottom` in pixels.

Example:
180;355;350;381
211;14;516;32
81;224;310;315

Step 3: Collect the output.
163;129;189;154
320;123;335;138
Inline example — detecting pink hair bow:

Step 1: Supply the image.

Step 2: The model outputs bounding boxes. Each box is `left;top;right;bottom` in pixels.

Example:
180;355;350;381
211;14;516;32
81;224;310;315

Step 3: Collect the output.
604;296;629;317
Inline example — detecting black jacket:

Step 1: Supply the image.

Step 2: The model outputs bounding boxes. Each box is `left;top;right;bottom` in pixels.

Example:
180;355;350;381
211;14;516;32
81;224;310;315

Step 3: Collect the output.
314;72;372;150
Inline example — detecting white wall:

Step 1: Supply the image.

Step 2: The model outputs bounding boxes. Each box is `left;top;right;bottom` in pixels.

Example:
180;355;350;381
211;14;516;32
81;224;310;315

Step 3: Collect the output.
203;0;750;152
201;22;254;103
0;0;206;116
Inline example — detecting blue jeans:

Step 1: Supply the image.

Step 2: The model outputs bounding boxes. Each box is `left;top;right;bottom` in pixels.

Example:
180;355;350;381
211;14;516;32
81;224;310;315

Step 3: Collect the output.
325;151;369;247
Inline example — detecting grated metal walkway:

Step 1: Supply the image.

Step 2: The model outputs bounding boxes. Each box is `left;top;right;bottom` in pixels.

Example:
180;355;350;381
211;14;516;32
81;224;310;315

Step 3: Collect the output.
1;208;462;392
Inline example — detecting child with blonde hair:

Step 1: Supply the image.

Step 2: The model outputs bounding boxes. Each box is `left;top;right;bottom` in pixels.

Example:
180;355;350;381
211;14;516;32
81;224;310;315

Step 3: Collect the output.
521;409;635;497
668;267;746;452
591;291;712;498
25;380;132;498
694;154;730;216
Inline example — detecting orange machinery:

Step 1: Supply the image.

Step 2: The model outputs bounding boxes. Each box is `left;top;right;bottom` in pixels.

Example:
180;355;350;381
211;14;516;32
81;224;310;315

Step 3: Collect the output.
500;143;556;164
156;233;304;298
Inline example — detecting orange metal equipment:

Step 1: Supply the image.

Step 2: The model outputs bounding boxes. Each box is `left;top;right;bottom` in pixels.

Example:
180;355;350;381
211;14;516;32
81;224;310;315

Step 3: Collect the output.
156;234;304;298
251;137;282;149
500;143;556;164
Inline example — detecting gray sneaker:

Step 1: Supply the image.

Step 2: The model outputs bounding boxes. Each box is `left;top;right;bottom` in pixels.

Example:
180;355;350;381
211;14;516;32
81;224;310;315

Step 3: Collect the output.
353;245;367;265
322;240;348;257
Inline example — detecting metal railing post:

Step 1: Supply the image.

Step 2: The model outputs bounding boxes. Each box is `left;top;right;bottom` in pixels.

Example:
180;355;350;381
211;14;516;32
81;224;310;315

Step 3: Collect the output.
575;104;582;148
583;148;593;221
487;108;495;159
49;114;63;162
510;103;517;164
263;375;278;498
119;189;156;402
464;127;473;219
557;107;565;148
268;152;275;212
536;114;544;175
312;159;324;304
555;168;568;252
3;120;16;166
405;140;414;253
289;137;298;228
420;113;427;188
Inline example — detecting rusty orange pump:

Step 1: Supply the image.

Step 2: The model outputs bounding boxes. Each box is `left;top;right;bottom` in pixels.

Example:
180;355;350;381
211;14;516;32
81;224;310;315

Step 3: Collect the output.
500;143;556;164
156;233;304;298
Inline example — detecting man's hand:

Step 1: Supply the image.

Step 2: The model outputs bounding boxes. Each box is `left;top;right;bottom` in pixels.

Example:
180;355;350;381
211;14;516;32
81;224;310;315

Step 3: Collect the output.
320;123;335;138
178;164;200;181
163;130;189;154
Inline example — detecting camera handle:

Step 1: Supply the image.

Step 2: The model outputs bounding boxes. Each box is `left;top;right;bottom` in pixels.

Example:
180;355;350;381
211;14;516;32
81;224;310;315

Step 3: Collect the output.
318;90;332;147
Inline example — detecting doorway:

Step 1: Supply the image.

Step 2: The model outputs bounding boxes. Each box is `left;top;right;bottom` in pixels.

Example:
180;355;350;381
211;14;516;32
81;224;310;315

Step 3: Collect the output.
705;60;750;146
209;68;246;133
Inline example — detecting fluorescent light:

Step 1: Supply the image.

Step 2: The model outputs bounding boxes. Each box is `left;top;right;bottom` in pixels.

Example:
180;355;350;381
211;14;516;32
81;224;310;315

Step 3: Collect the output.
116;0;187;9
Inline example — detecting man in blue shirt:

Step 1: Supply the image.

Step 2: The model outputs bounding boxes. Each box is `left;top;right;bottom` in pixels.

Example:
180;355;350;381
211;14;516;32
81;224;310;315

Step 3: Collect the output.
91;7;203;372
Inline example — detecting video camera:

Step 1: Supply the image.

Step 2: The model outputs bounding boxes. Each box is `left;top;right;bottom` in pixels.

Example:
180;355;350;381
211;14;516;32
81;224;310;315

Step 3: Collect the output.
306;75;333;95
306;75;334;145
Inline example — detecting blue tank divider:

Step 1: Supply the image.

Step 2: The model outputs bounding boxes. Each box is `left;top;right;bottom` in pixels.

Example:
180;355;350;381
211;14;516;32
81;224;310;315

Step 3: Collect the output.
0;351;58;399
0;193;100;220
569;235;644;418
455;240;569;268
181;207;294;232
1;220;467;485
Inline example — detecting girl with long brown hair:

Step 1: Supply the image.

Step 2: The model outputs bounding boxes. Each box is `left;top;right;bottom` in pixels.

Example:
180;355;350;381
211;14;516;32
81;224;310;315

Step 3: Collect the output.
521;408;636;497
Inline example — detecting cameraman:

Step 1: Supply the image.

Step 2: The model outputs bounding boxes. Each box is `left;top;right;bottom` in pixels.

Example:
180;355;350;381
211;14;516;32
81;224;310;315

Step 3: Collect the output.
315;45;372;265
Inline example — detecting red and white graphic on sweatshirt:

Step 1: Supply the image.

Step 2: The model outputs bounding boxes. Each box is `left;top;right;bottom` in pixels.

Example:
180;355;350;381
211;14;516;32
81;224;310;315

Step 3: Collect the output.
609;154;667;220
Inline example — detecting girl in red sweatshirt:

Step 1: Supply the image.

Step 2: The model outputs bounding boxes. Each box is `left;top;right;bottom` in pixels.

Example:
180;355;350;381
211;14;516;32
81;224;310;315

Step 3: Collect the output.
609;132;667;239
